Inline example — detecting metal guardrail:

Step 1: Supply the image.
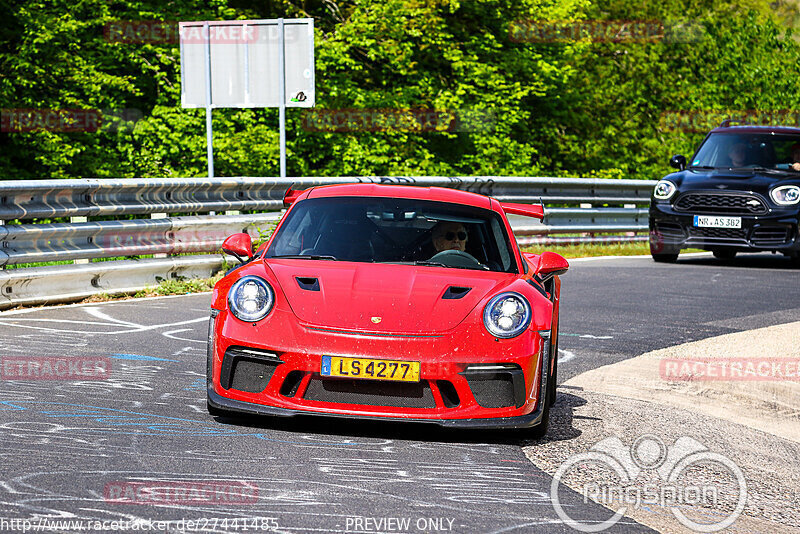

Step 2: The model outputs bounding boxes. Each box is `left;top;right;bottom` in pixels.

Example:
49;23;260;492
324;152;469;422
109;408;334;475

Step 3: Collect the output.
0;176;656;309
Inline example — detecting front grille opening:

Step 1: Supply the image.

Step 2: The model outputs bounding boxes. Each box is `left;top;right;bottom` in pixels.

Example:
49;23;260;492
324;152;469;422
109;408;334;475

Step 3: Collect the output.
655;221;684;237
688;227;747;240
225;358;278;393
280;371;305;397
220;347;282;393
436;380;461;408
462;364;525;409
751;226;791;245
675;193;768;215
303;378;436;408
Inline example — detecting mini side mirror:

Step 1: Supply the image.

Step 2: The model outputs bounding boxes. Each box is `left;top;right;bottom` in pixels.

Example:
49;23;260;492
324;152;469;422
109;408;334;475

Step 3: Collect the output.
222;233;253;264
669;154;687;171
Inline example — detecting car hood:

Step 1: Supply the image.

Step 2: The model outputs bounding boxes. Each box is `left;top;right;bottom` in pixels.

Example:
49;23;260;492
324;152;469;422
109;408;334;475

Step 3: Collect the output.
264;259;512;334
665;169;800;193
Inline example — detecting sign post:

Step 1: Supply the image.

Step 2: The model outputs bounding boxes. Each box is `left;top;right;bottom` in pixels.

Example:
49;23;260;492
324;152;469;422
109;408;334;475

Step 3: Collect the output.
179;19;315;178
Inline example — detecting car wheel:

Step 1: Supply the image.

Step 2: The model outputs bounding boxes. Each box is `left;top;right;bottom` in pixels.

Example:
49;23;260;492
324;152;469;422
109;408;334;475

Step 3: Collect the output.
651;253;679;263
528;397;551;439
712;249;737;260
529;327;557;439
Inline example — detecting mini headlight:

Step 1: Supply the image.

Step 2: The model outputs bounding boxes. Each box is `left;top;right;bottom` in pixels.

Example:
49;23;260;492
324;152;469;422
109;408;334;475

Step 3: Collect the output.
483;293;532;339
654;180;677;200
770;185;800;206
228;276;275;322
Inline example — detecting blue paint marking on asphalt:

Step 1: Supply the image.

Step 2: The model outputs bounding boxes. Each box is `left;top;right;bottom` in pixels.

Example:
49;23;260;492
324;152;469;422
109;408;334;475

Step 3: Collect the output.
111;353;178;362
5;401;355;446
183;378;205;390
0;401;25;411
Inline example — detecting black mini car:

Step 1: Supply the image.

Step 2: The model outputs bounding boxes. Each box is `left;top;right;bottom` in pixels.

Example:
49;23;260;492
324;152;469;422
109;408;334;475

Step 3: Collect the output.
649;122;800;264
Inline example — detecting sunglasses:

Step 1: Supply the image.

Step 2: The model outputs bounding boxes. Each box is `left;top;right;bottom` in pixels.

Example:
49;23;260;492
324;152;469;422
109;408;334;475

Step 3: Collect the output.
444;231;467;241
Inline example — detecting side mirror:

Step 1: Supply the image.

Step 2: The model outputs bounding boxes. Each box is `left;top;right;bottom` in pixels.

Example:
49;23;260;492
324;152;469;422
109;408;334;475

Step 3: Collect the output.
221;233;253;264
669;154;687;171
537;251;569;282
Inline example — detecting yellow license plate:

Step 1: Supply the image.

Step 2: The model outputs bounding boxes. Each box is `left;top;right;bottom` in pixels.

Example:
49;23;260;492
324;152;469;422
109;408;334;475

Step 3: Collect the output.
321;356;420;382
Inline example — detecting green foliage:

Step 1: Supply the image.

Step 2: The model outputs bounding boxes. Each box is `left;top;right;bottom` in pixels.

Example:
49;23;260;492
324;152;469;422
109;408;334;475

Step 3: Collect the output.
2;0;800;181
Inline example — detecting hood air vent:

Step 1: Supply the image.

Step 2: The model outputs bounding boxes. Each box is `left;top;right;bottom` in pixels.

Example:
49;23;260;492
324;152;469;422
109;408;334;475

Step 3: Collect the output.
296;277;320;291
442;286;472;300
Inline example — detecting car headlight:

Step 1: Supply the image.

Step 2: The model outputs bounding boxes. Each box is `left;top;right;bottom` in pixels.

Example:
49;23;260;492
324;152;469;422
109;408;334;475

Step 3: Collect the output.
483;293;532;339
228;276;275;322
654;180;677;200
770;185;800;206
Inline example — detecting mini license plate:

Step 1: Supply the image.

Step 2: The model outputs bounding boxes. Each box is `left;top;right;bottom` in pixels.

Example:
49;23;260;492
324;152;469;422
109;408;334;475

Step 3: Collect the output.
320;356;420;382
693;215;741;229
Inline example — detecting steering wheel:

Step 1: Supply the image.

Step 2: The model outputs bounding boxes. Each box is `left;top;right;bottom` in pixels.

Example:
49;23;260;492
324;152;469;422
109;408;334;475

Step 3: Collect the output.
428;249;488;270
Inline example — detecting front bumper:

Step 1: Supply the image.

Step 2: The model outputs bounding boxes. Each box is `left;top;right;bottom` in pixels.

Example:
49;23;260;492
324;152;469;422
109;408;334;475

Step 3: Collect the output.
206;309;550;430
649;200;800;253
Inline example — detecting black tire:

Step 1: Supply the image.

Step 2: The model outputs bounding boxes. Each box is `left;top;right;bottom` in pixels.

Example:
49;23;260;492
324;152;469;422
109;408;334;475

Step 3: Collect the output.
547;321;559;408
712;249;737;260
652;253;679;263
528;325;558;439
528;397;551;439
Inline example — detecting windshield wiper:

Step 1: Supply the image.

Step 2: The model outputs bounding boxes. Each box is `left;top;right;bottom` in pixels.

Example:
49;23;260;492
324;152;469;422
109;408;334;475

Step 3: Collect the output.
688;165;715;170
269;254;339;261
412;260;448;268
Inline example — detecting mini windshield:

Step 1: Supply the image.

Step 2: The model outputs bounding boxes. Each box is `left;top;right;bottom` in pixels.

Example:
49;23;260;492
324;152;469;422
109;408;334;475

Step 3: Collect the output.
691;132;800;171
265;197;518;273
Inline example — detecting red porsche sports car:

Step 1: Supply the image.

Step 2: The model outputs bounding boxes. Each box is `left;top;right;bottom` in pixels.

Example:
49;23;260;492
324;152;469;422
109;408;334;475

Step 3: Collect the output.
207;184;568;436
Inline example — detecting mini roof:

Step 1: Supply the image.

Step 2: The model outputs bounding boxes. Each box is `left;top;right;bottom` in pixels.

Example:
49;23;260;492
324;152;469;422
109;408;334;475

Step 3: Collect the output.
710;125;800;135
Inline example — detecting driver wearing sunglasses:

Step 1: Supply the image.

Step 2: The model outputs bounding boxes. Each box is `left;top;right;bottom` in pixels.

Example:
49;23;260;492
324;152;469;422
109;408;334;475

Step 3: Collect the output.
432;221;468;252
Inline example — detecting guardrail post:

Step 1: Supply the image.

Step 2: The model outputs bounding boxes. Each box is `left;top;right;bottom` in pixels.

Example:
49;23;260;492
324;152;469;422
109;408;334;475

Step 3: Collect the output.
70;216;89;264
152;213;168;258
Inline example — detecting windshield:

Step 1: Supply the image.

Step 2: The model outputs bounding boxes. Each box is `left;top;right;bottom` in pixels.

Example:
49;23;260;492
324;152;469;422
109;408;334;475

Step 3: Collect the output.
691;132;800;171
265;196;518;273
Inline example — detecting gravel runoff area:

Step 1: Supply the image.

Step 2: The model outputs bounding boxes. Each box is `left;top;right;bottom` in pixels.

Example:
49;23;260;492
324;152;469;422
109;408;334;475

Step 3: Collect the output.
524;321;800;533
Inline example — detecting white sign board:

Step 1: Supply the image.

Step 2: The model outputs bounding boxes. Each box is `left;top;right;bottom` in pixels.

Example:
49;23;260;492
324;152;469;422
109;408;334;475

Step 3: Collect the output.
179;19;315;108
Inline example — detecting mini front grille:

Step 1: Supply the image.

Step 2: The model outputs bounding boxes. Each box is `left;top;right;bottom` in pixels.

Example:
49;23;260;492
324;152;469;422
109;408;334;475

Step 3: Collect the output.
304;378;436;408
688;227;747;240
751;226;792;245
675;193;768;215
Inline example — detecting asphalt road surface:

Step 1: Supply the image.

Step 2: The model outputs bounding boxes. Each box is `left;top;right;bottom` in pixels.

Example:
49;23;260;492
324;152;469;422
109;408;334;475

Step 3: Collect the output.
0;253;797;534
